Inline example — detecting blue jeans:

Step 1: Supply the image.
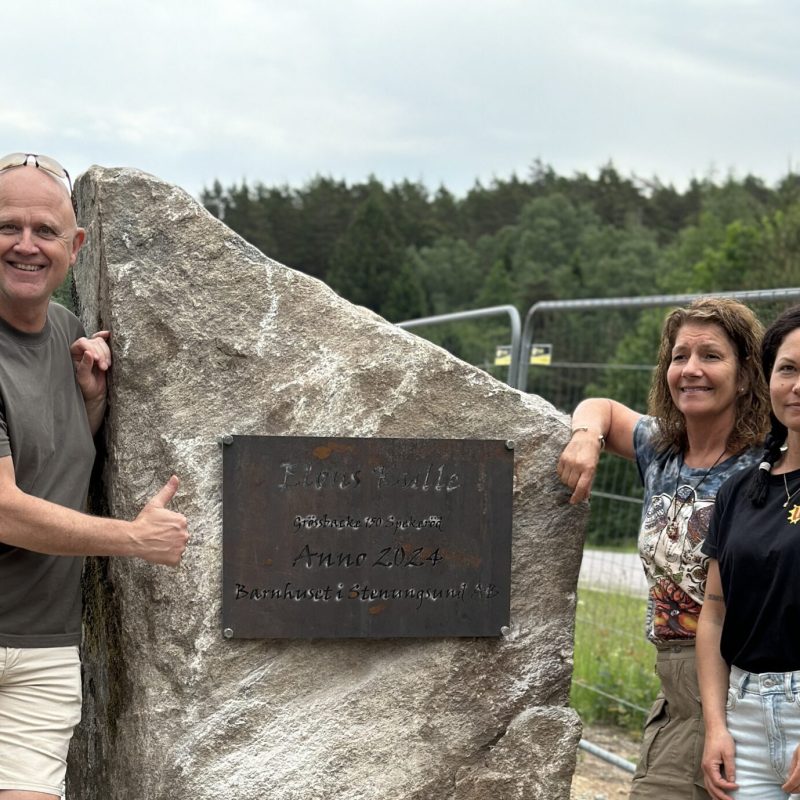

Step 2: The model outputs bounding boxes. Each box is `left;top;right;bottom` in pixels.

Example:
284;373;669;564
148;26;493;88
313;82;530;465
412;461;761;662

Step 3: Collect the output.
727;665;800;799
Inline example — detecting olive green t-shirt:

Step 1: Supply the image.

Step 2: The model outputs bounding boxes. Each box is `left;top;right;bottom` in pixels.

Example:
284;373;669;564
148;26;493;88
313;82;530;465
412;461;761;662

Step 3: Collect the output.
0;302;96;647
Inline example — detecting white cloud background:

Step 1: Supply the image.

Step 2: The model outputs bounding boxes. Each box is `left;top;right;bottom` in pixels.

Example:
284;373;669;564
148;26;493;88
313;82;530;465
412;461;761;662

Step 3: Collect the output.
5;0;799;197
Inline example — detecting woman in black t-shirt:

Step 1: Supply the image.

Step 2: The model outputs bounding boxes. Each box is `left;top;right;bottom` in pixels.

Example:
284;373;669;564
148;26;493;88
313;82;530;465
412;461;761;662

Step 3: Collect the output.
698;304;800;800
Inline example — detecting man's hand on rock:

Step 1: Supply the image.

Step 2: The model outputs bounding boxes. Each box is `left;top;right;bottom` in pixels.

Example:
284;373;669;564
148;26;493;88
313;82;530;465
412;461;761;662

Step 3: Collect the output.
71;330;111;403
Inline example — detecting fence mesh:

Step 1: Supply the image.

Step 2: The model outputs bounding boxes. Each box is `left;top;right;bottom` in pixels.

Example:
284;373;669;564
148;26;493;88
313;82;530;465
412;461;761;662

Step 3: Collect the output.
522;293;800;731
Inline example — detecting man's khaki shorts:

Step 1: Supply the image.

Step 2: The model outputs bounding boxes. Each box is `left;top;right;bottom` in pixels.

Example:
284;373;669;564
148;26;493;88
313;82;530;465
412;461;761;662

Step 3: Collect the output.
0;646;82;797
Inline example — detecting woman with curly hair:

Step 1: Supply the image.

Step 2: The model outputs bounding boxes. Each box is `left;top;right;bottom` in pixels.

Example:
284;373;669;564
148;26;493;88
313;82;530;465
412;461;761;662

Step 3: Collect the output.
558;297;770;799
698;305;800;799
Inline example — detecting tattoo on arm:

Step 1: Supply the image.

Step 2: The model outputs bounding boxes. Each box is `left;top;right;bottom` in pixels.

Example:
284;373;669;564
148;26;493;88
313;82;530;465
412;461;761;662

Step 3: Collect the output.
706;592;725;602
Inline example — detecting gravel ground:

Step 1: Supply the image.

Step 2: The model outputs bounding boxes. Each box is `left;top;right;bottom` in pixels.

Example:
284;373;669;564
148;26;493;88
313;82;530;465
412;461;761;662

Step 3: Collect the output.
570;724;640;800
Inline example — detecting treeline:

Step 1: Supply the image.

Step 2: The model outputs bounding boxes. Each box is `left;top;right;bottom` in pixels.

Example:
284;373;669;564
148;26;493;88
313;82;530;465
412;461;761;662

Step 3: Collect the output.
202;160;800;329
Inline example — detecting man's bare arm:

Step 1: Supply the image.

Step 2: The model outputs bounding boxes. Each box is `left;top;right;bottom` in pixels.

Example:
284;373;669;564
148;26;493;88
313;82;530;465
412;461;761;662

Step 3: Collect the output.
0;456;188;565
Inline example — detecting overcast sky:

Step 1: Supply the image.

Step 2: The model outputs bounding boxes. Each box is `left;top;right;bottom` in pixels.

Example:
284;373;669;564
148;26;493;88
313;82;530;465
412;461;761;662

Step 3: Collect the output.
6;0;798;199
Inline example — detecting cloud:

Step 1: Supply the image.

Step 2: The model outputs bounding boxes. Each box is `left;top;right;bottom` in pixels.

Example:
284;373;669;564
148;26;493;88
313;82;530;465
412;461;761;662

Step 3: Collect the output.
5;0;799;196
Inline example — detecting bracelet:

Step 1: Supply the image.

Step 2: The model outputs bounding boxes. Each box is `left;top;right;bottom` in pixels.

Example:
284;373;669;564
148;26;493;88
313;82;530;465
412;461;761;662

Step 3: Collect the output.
570;426;606;450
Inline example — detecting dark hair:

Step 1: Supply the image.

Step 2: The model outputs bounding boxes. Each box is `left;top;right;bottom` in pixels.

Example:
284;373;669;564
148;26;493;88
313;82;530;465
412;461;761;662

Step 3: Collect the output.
747;304;800;506
648;297;770;455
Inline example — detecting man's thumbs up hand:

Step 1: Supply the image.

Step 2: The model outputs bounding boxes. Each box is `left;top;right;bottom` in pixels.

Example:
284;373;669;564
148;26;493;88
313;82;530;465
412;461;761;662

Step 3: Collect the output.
131;476;189;566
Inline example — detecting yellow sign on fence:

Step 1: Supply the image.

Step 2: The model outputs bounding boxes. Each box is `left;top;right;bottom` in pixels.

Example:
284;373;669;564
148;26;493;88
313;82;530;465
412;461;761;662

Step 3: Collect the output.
494;344;553;366
530;344;552;365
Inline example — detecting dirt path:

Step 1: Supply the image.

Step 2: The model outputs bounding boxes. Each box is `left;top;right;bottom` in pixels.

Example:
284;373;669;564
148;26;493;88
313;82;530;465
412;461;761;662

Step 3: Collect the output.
570;724;640;800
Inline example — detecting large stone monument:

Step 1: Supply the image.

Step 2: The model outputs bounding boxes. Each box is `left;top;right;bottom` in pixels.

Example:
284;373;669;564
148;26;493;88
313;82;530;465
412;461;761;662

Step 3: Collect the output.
67;167;588;799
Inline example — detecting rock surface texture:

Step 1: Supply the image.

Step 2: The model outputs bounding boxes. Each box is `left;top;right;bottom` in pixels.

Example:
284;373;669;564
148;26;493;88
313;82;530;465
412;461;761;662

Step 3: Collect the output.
67;167;587;800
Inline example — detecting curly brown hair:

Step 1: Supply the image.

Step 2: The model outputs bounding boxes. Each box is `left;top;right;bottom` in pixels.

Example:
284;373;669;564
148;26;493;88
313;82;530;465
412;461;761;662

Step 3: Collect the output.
648;297;770;455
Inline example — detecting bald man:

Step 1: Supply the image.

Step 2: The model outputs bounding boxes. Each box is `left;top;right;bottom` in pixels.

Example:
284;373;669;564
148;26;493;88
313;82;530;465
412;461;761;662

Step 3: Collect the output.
0;154;189;800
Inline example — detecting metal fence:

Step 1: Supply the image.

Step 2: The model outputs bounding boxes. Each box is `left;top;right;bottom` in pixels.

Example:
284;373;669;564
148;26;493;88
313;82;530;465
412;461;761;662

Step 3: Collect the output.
399;287;800;734
397;305;521;386
524;288;800;736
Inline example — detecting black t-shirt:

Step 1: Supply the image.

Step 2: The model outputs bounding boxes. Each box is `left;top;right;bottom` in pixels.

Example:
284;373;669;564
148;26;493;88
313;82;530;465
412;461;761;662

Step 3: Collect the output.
703;465;800;673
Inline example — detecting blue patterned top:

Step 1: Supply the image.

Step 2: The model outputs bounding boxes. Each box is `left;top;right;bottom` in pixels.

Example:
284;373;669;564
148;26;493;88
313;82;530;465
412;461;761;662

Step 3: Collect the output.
634;416;759;644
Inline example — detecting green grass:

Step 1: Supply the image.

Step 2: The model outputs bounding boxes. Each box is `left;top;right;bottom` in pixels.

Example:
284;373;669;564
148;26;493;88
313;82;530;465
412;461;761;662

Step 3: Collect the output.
571;587;660;734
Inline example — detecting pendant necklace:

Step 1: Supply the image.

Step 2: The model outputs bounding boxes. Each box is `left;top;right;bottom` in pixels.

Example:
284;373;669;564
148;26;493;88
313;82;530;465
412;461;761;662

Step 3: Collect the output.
783;473;800;525
666;448;728;540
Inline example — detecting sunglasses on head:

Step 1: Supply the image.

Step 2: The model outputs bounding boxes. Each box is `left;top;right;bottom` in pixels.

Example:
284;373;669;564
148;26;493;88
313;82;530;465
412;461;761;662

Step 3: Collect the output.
0;152;76;212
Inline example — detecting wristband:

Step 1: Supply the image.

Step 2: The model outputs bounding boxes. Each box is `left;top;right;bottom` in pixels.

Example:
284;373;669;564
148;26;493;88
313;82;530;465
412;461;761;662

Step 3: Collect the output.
570;426;606;450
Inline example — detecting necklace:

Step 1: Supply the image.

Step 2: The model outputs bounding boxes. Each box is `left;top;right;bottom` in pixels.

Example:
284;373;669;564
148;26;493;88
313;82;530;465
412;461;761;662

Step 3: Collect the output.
782;473;800;508
666;448;728;540
783;473;800;525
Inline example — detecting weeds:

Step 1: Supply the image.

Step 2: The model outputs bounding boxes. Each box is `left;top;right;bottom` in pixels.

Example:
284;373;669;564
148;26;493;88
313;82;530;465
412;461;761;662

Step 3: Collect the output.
571;587;659;734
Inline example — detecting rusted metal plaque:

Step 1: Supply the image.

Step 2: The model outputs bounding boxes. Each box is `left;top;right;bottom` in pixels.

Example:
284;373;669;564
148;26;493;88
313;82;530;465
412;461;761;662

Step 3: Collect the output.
222;436;512;638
